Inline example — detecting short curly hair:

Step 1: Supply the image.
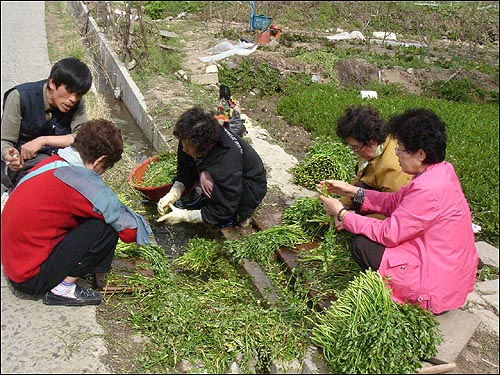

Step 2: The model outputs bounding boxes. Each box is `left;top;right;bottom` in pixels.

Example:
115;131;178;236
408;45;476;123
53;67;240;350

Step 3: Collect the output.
173;106;220;156
72;119;123;169
387;108;447;164
336;105;387;146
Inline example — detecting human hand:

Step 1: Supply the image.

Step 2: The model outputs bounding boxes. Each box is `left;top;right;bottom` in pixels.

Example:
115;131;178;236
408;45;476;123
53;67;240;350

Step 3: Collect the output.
157;182;184;215
20;139;43;160
3;147;23;170
199;170;214;198
319;195;344;219
334;216;346;231
157;204;189;224
157;204;202;225
317;180;356;197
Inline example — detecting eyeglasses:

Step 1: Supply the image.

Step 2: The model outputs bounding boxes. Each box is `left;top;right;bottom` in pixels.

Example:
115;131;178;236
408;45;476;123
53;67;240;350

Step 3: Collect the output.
395;146;410;154
348;143;365;152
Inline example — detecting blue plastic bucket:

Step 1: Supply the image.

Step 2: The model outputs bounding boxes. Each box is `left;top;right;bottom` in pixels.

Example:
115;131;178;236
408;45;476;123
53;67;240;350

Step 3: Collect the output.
252;14;272;30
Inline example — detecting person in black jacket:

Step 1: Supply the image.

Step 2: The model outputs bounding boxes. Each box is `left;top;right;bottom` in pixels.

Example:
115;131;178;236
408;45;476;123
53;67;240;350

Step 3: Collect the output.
1;57;92;195
157;106;267;229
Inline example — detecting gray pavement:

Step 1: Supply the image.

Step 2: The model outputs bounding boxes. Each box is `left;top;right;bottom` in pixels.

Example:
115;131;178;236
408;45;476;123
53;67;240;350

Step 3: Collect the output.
1;2;110;373
1;2;498;374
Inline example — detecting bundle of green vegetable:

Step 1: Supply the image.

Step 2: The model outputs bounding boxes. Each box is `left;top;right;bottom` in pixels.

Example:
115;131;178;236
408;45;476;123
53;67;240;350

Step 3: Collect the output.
282;197;329;239
173;237;222;274
294;229;360;295
139;151;177;187
290;139;356;190
223;224;310;265
310;269;443;374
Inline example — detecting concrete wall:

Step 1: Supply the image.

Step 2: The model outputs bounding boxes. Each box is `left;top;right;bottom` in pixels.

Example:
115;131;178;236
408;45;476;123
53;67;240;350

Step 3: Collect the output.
67;1;169;153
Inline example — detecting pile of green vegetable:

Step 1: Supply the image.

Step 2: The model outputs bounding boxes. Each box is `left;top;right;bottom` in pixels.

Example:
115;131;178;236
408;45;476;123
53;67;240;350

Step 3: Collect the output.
107;241;309;373
290;139;357;190
173;237;223;274
137;151;177;187
310;269;443;374
223;224;310;265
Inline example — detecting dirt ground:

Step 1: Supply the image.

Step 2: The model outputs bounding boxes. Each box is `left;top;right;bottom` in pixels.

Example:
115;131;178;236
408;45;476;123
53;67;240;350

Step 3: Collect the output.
89;17;500;375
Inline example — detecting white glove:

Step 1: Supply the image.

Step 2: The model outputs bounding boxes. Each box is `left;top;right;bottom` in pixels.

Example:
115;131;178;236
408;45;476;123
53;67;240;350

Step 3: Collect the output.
157;181;185;215
157;204;203;225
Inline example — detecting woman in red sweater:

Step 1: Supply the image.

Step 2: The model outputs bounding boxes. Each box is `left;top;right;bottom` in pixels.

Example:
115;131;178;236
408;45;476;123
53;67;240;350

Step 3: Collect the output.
1;119;152;306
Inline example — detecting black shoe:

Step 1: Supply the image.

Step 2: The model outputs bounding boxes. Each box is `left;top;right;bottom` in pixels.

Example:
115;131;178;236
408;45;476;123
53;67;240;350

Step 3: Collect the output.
43;285;102;306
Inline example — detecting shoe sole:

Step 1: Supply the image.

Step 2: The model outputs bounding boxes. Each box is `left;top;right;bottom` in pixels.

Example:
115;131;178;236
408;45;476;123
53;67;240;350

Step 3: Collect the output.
43;294;101;306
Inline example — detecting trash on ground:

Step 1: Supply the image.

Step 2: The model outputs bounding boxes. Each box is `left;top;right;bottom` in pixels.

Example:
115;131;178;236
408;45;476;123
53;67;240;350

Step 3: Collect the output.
200;40;257;62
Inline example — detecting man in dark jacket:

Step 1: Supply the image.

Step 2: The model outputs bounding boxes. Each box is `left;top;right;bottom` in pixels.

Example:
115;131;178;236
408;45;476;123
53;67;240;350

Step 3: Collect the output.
1;57;92;195
157;106;267;229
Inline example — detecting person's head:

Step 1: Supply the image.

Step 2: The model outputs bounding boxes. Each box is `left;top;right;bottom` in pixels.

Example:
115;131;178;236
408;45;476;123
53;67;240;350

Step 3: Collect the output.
388;108;447;175
72;119;123;174
173;106;220;159
336;105;387;160
47;57;93;113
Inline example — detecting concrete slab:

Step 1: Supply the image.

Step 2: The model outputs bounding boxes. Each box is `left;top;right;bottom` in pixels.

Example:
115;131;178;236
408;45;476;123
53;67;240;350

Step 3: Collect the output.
475;279;499;313
240;259;280;306
1;270;110;374
475;241;499;267
432;309;481;364
190;72;219;85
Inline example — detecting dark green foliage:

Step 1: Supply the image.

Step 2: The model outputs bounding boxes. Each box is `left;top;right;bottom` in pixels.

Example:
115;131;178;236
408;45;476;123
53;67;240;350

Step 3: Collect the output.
290;139;357;190
310;269;443;374
423;78;499;104
218;58;284;97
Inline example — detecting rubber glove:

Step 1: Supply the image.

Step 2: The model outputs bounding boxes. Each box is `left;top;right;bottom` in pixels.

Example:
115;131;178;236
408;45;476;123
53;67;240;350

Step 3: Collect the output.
157;204;203;225
157;181;185;215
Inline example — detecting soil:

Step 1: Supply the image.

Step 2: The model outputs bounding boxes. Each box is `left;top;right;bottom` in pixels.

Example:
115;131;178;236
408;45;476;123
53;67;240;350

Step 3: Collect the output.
58;10;498;374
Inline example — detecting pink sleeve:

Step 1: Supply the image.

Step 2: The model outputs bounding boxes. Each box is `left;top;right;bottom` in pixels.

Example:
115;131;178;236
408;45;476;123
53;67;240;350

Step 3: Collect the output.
344;182;441;247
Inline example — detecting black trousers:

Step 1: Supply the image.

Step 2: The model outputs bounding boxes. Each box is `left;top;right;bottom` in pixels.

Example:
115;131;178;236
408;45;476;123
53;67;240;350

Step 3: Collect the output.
350;234;386;271
1;154;50;192
10;219;118;295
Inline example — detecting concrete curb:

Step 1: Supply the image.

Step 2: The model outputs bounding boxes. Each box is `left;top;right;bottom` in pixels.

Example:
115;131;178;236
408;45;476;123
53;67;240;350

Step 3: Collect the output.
68;1;169;153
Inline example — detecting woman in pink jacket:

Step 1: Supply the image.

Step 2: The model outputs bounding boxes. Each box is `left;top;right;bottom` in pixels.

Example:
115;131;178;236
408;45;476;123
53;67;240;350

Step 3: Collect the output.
318;108;478;315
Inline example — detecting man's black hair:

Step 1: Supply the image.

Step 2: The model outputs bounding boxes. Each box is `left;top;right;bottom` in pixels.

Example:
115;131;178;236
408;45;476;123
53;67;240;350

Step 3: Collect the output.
48;57;92;96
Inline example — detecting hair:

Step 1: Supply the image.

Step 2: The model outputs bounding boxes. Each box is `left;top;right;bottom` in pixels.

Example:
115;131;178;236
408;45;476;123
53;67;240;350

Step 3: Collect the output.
48;57;92;96
336;105;387;146
173;106;220;156
72;119;123;169
387;108;447;164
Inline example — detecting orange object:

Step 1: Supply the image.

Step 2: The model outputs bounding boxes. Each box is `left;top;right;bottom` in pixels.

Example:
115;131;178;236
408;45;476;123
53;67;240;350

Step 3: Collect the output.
128;156;173;202
269;24;282;38
214;114;229;125
257;30;271;45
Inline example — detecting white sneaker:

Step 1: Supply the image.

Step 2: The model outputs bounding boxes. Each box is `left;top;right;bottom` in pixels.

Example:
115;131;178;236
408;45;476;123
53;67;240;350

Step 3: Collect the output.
1;191;9;213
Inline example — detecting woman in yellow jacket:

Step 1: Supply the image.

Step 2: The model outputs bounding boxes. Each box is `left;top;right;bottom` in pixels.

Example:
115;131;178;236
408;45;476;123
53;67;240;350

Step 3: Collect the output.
336;105;411;217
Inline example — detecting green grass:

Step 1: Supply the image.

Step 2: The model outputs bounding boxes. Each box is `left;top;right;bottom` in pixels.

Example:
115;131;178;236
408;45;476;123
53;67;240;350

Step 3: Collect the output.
277;84;499;246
